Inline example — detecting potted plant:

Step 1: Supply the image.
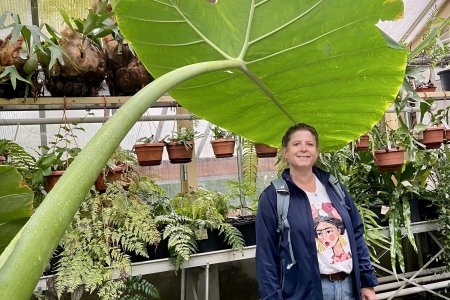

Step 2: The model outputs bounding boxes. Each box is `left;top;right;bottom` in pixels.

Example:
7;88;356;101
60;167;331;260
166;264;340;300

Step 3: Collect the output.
95;147;136;192
370;125;406;172
133;136;165;166
254;143;278;158
414;99;446;149
414;80;437;92
164;126;201;164
354;133;370;151
210;125;235;158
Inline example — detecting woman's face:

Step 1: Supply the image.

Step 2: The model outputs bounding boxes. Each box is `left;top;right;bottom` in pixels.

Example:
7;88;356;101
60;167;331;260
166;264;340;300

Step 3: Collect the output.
283;130;319;170
315;222;339;248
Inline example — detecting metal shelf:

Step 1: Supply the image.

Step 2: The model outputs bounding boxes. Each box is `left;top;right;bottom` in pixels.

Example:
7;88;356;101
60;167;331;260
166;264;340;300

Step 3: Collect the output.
0;95;178;111
35;246;256;292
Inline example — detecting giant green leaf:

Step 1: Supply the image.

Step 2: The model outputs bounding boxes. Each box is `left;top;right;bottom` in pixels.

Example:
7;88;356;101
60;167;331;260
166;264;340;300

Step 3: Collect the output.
115;0;407;151
0;166;33;254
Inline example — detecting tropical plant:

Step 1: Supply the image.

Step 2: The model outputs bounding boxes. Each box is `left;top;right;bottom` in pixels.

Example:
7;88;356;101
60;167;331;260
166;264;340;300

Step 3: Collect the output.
31;123;83;188
0;139;35;179
0;166;34;255
54;179;160;300
39;2;113;97
0;1;408;298
0;12;63;98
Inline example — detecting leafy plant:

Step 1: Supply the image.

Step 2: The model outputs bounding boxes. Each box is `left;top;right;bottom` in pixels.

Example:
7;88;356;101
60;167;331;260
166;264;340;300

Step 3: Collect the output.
0;166;34;255
58;2;114;52
0;1;409;298
156;188;244;270
54;179;161;300
31;123;83;187
164;126;202;148
135;136;161;144
0;12;63;97
210;125;234;140
119;275;160;300
0;139;35;178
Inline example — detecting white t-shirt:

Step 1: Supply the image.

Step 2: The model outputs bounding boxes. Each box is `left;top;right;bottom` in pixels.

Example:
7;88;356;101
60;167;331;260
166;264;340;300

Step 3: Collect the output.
305;176;353;275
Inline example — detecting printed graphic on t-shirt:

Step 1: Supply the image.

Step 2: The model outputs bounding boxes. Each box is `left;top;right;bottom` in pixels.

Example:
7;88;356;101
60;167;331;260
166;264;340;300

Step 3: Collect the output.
306;177;353;274
312;203;352;264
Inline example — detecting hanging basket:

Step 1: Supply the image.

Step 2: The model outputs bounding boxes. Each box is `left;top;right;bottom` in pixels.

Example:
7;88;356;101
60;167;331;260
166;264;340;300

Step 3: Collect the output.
134;143;165;166
95;165;128;192
254;143;277;158
211;138;235;158
355;134;370;151
374;148;405;172
166;141;194;164
414;87;437;93
420;127;444;149
44;170;65;192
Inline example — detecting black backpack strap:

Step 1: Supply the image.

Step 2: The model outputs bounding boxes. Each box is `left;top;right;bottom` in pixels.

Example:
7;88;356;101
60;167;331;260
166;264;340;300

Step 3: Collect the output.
328;174;351;212
271;178;296;269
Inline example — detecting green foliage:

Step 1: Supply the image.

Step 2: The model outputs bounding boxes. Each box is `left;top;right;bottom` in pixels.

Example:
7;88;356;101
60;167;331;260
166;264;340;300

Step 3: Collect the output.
54;179;161;300
119;275;160;300
135;136;160;144
164;126;202;148
157;188;244;270
171;188;229;222
210;125;234;140
0;166;34;255
59;1;114;50
425;146;450;266
0;12;64;93
115;0;407;152
0;139;35;179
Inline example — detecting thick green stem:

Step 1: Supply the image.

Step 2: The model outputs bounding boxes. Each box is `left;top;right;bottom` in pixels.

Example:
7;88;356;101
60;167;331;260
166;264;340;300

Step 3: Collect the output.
0;59;240;299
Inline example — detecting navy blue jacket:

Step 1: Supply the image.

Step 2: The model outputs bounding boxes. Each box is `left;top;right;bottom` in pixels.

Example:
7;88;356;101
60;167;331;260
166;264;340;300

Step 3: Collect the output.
256;167;378;300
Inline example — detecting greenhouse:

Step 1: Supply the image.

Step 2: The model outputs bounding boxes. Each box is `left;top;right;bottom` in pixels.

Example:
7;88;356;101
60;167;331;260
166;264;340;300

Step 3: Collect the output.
0;0;450;299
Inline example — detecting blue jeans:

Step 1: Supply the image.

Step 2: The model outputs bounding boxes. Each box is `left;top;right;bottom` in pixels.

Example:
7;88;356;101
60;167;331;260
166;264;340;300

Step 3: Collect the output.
321;274;356;300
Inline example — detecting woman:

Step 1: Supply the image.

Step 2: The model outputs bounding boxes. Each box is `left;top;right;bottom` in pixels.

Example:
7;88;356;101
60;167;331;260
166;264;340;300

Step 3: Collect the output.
256;123;377;300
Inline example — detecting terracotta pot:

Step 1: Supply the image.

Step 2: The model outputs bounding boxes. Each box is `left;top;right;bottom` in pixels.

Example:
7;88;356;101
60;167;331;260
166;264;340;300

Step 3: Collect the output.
95;166;128;192
374;148;405;172
445;128;450;144
134;143;165;166
211;139;235;158
166;141;194;164
420;127;444;149
254;143;277;158
414;87;437;93
355;134;369;151
44;170;65;192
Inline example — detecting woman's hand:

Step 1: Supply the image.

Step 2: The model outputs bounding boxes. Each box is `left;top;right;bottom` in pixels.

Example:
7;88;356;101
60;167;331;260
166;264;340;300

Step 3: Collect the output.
361;287;376;300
